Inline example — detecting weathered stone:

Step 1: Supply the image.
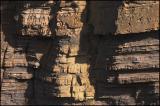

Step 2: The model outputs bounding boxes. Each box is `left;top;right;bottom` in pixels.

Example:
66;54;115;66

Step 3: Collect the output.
89;1;159;35
55;74;72;86
112;53;159;70
0;31;8;67
56;1;86;37
85;85;95;98
4;52;28;67
1;0;159;105
116;1;159;34
56;27;82;37
55;86;71;97
72;86;85;101
68;45;79;56
52;64;68;73
116;36;159;54
1;79;29;91
56;55;67;64
4;67;33;80
67;64;81;74
118;72;159;84
57;12;83;29
1;69;4;81
17;4;54;37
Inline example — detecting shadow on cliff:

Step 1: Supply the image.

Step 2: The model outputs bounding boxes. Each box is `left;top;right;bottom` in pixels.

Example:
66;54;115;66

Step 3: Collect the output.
1;1;124;105
1;1;59;105
1;0;122;105
75;1;123;103
30;1;159;104
2;1;159;105
76;1;159;105
1;1;33;105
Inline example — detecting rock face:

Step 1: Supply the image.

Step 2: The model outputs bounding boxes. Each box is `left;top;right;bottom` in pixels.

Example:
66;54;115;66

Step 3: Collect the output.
1;1;159;105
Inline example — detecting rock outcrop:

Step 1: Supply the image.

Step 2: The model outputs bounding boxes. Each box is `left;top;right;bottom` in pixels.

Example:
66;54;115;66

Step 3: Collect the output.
1;1;159;105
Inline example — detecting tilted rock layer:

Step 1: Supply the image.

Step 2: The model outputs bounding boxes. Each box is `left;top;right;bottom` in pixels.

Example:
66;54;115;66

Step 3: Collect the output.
1;1;159;105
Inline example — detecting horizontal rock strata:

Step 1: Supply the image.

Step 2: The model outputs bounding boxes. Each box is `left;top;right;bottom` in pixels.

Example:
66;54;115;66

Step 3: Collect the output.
1;0;159;105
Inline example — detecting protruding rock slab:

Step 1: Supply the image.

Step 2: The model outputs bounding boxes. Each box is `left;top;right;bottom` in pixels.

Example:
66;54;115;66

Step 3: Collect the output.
118;72;159;84
89;1;159;35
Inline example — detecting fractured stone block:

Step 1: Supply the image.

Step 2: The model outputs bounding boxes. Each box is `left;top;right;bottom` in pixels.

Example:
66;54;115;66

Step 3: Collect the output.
3;67;33;80
55;85;71;97
59;1;86;13
1;79;30;91
56;1;86;37
67;64;81;74
17;8;53;37
52;64;67;73
111;52;159;70
116;1;159;34
55;74;72;86
118;72;159;84
116;36;159;54
89;1;159;35
67;63;89;74
72;85;85;101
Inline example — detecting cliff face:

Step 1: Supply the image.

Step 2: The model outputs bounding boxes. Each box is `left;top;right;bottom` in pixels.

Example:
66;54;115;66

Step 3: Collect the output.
1;1;159;105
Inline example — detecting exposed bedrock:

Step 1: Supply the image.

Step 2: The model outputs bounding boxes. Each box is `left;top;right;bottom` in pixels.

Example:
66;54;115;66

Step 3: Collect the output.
1;1;159;105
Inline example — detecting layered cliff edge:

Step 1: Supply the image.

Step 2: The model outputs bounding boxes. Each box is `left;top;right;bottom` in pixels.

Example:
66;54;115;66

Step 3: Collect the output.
1;1;159;105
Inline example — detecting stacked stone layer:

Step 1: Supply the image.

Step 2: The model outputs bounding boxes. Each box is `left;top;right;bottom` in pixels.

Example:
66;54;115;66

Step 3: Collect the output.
1;1;159;105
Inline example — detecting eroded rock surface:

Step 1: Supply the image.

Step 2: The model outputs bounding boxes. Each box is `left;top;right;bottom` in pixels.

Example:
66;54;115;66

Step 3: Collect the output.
1;1;159;105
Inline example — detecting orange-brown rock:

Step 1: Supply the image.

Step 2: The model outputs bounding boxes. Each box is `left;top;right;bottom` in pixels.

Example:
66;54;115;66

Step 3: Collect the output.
1;0;159;105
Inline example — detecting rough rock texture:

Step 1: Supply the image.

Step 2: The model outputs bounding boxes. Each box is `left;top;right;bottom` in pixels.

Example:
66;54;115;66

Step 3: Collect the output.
89;1;159;35
1;1;159;105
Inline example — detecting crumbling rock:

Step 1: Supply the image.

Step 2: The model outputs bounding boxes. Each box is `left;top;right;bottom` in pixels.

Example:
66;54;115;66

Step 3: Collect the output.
1;0;159;105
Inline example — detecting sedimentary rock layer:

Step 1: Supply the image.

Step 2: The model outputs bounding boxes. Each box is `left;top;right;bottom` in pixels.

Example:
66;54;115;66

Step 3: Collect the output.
1;0;159;105
89;1;159;35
